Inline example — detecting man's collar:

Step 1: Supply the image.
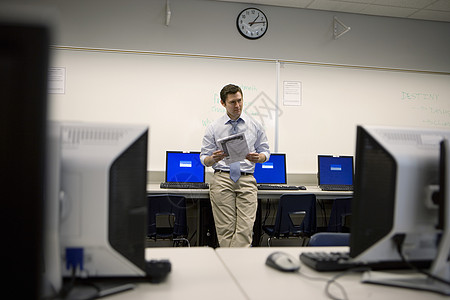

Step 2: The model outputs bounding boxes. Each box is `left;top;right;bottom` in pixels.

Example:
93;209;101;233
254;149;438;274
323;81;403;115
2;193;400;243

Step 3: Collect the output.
223;113;247;124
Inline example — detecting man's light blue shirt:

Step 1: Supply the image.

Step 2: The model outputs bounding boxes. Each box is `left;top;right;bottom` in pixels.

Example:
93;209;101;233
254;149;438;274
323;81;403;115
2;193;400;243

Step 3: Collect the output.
200;112;270;173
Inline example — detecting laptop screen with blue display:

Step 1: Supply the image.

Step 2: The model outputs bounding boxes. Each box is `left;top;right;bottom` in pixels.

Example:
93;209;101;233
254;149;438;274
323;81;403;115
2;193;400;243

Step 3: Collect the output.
318;155;354;186
165;151;205;183
254;153;287;184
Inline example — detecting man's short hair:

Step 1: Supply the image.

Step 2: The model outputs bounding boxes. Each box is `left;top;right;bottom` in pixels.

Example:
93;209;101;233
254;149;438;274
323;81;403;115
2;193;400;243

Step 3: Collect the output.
220;84;243;103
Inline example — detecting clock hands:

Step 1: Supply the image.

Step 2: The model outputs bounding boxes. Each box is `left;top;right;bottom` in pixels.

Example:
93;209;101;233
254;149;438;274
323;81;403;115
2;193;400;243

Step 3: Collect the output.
249;21;266;25
237;8;267;39
249;13;259;26
248;13;266;26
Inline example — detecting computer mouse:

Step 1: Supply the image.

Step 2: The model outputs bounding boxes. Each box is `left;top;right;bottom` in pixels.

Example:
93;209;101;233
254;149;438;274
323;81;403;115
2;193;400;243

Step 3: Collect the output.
265;251;301;272
299;185;307;190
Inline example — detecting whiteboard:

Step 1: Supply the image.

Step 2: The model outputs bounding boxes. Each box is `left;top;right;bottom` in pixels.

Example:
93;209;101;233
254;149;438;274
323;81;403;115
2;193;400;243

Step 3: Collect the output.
278;62;450;173
49;48;450;174
49;49;277;172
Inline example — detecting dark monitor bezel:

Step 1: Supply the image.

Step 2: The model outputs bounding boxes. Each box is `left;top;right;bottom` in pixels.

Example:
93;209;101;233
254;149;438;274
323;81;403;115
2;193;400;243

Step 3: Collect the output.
349;126;396;258
164;151;205;183
254;153;287;184
317;154;354;186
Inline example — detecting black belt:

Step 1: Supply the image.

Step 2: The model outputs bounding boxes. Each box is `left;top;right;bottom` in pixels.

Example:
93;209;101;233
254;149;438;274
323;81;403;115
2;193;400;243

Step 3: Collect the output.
214;169;253;176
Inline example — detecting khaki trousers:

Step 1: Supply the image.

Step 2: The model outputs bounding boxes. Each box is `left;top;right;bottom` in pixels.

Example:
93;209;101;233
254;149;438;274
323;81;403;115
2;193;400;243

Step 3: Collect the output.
209;172;258;247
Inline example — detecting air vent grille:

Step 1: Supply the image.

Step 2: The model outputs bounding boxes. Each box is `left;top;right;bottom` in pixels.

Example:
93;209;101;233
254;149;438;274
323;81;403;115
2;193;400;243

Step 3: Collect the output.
62;126;127;146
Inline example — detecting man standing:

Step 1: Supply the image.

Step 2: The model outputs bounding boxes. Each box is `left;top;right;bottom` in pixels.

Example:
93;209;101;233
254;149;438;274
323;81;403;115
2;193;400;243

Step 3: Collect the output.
200;84;270;247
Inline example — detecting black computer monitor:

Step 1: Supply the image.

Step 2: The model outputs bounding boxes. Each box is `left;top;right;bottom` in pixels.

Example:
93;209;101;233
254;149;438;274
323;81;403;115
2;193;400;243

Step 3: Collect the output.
59;122;149;279
165;151;205;183
318;155;353;186
0;20;50;299
253;153;287;184
350;125;448;263
352;125;450;294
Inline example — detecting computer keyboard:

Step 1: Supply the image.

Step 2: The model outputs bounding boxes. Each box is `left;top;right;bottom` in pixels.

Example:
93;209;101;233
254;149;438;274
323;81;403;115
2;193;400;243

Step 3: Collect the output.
300;251;358;272
258;184;306;190
320;185;353;191
160;182;209;189
299;251;431;272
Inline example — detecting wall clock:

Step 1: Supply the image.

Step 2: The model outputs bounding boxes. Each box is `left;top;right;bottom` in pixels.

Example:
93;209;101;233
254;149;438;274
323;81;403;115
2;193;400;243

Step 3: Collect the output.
236;8;268;40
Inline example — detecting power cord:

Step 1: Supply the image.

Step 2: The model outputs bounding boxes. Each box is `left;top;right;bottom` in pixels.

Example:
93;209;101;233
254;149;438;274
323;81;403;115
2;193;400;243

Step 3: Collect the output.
297;268;347;300
317;199;328;228
261;199;272;227
297;267;368;300
260;200;275;245
188;229;197;246
393;234;450;286
42;266;97;300
59;266;78;299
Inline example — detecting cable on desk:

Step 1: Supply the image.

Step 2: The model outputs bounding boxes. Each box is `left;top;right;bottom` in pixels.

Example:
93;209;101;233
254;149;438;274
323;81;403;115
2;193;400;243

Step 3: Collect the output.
394;234;450;287
46;266;77;300
296;268;347;300
41;265;100;300
297;266;369;300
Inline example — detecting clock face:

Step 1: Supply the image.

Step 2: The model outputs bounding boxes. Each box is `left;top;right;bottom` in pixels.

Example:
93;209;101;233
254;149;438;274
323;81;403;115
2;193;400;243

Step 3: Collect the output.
236;8;268;40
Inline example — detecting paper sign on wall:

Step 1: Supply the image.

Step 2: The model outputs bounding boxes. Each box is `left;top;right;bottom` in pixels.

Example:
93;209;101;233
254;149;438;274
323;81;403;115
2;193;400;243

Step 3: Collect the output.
283;81;302;106
48;67;66;94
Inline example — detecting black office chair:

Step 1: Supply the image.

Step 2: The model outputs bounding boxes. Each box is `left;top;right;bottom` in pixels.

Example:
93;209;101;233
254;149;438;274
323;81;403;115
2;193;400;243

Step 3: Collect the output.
147;194;190;247
262;193;317;246
308;232;350;246
327;197;352;232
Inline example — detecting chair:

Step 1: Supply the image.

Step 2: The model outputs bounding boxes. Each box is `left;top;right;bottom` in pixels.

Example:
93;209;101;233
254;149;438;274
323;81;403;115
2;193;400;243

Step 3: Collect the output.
147;194;190;247
308;232;350;246
262;193;317;246
327;197;352;232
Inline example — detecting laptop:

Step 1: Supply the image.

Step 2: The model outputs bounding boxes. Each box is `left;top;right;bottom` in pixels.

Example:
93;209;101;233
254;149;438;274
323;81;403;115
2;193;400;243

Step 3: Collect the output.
317;155;354;191
254;153;304;190
160;151;209;189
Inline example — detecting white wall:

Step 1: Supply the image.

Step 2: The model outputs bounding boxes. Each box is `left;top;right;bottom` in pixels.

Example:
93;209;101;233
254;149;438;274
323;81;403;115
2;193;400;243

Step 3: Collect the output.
42;0;450;72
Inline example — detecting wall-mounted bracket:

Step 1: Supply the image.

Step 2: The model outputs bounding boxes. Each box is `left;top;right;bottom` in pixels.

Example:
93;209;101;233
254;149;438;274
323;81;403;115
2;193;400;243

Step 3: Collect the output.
334;16;351;39
165;0;171;26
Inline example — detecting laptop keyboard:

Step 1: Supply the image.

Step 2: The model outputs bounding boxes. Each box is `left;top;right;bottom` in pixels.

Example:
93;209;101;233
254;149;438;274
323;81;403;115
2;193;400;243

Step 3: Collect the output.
320;185;353;191
160;182;209;189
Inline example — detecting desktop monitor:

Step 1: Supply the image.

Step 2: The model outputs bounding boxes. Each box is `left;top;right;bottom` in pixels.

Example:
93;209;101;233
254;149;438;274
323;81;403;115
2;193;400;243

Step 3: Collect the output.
254;153;287;184
317;155;354;186
0;19;50;299
58;122;149;279
350;125;450;265
165;151;205;183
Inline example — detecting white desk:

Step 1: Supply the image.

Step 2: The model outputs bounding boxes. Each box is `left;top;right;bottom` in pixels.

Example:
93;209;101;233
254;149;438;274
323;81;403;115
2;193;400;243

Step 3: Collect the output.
147;183;352;200
215;246;449;300
106;247;247;300
147;183;210;199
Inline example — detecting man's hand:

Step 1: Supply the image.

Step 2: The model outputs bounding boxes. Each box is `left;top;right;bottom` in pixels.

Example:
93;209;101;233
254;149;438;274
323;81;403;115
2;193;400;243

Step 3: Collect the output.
246;152;265;164
205;150;227;167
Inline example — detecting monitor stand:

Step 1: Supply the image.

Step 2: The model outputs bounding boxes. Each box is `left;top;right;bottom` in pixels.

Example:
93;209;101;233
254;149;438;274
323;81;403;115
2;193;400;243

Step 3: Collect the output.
361;268;450;295
61;279;136;299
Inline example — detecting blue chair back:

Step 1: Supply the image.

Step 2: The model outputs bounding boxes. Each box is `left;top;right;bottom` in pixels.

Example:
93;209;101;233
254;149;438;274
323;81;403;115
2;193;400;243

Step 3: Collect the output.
308;232;350;246
273;193;317;238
